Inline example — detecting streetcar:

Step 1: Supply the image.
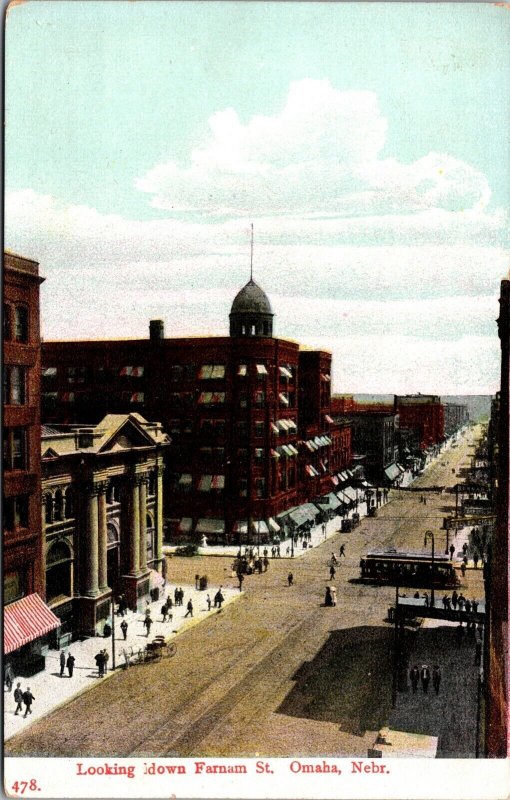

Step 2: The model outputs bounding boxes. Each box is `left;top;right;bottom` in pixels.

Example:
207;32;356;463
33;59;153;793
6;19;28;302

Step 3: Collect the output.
359;549;460;587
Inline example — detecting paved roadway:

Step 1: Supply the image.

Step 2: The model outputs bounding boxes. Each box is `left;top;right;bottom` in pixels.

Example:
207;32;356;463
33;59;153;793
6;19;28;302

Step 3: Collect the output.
6;426;485;759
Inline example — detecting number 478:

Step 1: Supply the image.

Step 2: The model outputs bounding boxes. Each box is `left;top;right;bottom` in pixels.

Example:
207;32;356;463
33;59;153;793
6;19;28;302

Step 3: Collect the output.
10;779;39;796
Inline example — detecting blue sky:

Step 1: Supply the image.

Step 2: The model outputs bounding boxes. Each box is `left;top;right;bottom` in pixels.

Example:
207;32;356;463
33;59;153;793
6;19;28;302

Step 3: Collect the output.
5;1;510;392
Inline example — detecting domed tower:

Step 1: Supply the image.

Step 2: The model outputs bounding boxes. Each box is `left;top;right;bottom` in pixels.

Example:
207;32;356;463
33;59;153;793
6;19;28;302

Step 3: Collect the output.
229;278;274;338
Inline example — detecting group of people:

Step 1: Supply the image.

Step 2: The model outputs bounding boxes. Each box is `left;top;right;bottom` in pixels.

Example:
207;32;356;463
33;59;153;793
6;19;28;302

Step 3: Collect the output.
442;591;479;613
13;683;35;717
409;664;441;695
94;648;109;677
59;650;75;677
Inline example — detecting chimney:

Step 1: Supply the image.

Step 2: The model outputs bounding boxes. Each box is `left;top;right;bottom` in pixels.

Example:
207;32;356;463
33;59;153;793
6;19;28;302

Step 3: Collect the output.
150;319;164;342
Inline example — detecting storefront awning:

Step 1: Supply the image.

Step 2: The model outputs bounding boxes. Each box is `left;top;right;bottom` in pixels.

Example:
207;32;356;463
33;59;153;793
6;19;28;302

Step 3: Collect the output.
324;414;334;424
196;518;225;534
4;594;60;655
384;463;401;482
268;517;280;532
342;486;358;502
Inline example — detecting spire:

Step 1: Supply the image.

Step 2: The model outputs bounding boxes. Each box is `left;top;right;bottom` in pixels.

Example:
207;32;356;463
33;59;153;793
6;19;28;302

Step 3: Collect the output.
250;223;254;282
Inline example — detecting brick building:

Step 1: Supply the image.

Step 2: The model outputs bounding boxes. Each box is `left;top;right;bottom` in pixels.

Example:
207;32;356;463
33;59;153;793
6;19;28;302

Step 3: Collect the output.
3;252;63;676
333;410;399;486
485;278;509;757
394;394;445;451
42;279;352;544
443;402;469;437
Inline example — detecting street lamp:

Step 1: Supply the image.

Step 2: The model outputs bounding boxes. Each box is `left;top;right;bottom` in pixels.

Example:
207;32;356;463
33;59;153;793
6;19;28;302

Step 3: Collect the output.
424;530;435;608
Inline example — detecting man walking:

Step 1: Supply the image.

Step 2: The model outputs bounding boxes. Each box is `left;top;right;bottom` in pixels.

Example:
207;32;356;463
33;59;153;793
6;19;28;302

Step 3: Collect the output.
449;543;455;559
59;650;66;678
161;602;168;622
409;665;420;694
66;653;75;678
432;665;441;695
329;564;336;581
288;572;294;586
184;599;193;618
420;664;431;694
206;594;211;611
120;619;128;640
144;614;153;637
339;544;346;558
14;683;23;715
22;687;35;717
238;572;244;592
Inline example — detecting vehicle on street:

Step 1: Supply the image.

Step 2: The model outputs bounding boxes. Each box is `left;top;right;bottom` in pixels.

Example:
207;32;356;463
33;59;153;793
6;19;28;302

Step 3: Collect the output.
359;549;460;588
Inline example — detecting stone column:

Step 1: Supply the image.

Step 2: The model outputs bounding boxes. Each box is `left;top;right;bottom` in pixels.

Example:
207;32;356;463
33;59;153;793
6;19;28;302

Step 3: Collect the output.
84;484;100;597
155;464;165;567
130;476;141;575
139;475;148;572
98;482;108;591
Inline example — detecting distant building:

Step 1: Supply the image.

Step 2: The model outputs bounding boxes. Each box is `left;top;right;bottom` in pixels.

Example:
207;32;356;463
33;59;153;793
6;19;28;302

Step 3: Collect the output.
485;278;509;757
443;402;469;437
41;414;170;638
332;409;398;486
42;278;351;544
394;394;445;451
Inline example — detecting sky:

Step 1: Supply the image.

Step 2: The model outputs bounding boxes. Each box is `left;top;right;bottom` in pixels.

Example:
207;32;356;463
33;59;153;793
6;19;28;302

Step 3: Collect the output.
5;1;510;394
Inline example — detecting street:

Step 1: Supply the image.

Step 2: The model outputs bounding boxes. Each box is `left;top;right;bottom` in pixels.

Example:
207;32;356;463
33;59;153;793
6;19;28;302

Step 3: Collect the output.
5;427;485;759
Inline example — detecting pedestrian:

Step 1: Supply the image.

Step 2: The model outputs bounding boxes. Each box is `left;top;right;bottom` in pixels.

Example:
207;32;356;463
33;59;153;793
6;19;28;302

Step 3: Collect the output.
263;556;269;572
174;587;179;605
161;602;168;622
322;523;327;537
14;683;23;715
143;614;153;636
102;649;109;674
473;552;479;569
465;599;472;614
95;651;104;677
330;586;337;606
166;595;173;611
432;665;441;695
339;544;345;558
195;574;200;590
329;565;336;581
423;497;427;505
331;552;338;565
277;545;281;557
449;543;455;559
4;663;14;691
458;594;465;611
288;572;293;586
462;542;468;554
214;588;224;608
409;665;420;693
22;687;35;717
206;594;211;611
452;590;458;610
423;592;429;607
59;650;66;678
324;587;333;607
420;665;431;694
184;599;193;617
66;653;75;678
179;587;184;606
442;594;449;609
238;572;244;591
120;619;128;640
472;599;478;613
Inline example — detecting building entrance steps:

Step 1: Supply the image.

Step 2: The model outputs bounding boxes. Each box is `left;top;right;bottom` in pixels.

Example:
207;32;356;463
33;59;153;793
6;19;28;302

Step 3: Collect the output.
4;581;238;742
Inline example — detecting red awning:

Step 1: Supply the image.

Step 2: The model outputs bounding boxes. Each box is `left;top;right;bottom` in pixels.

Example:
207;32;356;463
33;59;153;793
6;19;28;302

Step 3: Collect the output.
4;593;60;654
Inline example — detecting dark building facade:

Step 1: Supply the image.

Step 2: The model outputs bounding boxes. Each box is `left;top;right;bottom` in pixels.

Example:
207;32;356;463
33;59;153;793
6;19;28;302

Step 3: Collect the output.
485;278;509;757
332;410;398;485
42;279;352;544
3;252;45;603
443;402;469;437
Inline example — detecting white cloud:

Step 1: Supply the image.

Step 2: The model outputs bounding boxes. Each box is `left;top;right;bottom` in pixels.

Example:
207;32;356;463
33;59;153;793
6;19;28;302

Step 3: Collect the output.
136;78;496;221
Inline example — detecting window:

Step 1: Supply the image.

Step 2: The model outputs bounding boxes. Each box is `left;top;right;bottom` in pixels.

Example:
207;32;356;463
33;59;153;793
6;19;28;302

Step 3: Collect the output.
237;364;247;377
237;420;248;439
54;489;64;521
4;495;29;530
279;392;289;406
254;390;265;407
237;447;248;463
239;391;247;408
3;304;12;341
3;570;24;604
119;366;144;377
169;419;181;435
65;488;74;518
3;366;27;405
254;421;265;437
198;364;225;379
14;306;28;342
183;364;196;381
198;391;225;405
169;365;183;382
255;478;266;498
255;448;265;462
238;478;248;497
3;427;28;471
44;494;53;524
256;364;268;376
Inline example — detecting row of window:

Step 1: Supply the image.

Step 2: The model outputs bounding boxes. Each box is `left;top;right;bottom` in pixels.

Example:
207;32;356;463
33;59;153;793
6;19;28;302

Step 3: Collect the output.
173;474;267;498
41;363;296;384
3;304;29;343
3;366;27;405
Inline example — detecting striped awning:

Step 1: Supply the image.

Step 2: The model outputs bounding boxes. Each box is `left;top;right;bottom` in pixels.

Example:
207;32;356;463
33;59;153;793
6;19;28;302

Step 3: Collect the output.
4;594;60;655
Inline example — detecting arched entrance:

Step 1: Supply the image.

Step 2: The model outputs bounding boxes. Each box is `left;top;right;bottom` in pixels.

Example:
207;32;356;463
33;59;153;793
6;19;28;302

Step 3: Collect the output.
46;540;73;602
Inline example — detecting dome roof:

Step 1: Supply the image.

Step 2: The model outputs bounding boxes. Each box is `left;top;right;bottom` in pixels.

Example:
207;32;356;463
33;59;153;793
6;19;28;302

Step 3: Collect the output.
230;279;273;316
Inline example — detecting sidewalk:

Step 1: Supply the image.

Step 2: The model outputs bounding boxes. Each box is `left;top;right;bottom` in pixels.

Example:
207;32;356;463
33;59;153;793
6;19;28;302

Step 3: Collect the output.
4;581;238;742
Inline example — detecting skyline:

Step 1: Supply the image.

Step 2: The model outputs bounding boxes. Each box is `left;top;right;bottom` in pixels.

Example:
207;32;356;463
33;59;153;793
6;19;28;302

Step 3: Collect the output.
5;1;510;394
